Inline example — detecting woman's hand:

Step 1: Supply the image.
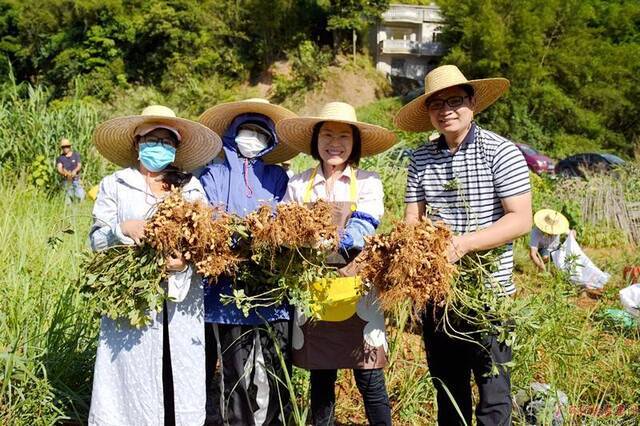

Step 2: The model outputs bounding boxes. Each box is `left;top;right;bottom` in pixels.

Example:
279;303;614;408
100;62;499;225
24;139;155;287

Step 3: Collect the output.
166;253;187;272
120;220;146;245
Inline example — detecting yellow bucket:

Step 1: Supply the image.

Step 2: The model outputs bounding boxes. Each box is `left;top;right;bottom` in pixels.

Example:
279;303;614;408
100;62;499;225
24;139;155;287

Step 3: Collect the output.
310;276;362;322
88;185;99;201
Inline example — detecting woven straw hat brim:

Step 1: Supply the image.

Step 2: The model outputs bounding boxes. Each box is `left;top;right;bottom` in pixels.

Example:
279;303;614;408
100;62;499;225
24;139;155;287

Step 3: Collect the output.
93;115;222;171
534;209;570;235
199;101;298;164
276;117;397;157
394;78;510;132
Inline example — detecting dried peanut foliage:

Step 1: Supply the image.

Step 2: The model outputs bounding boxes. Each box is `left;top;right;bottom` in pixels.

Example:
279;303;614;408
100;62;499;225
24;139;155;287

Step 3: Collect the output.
80;191;242;328
245;200;339;252
358;218;455;312
226;201;341;317
145;191;242;278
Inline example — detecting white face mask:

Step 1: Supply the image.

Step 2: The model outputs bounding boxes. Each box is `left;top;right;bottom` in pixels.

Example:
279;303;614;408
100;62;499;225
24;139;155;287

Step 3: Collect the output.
235;127;270;158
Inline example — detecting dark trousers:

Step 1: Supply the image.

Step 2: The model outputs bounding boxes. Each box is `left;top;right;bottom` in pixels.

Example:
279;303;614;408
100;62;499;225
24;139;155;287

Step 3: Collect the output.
162;303;175;426
205;321;292;426
421;308;512;426
310;368;391;426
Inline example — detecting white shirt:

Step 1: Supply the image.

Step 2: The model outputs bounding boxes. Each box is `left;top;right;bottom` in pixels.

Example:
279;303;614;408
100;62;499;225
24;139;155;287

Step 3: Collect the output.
283;164;384;221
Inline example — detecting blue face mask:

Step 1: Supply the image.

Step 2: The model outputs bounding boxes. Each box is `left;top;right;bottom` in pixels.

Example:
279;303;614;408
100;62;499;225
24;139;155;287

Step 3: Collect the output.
138;142;177;172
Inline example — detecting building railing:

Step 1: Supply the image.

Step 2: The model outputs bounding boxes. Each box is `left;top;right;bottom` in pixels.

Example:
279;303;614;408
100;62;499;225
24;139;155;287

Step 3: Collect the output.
380;39;446;56
382;5;443;23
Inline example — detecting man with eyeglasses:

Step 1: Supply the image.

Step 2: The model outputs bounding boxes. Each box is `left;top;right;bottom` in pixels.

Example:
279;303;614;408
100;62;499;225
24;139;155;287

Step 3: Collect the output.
394;65;532;425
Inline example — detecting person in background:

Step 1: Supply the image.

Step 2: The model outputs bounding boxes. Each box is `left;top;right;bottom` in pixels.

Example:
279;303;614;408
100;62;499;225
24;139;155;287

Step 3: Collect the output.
529;209;571;270
56;138;85;202
277;101;397;426
396;65;532;425
198;98;299;426
88;105;221;426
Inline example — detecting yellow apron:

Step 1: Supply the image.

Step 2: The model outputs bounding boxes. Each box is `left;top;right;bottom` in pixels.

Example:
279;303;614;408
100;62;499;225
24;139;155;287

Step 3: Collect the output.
304;166;362;322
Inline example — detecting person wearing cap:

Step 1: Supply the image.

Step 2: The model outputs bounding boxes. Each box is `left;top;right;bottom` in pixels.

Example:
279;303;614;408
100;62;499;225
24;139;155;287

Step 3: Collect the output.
56;138;85;202
198;99;298;425
277;102;397;426
395;65;533;425
530;209;571;270
88;105;222;426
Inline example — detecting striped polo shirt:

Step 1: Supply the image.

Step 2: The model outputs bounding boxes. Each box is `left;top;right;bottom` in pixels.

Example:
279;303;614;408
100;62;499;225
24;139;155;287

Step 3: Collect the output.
405;122;531;295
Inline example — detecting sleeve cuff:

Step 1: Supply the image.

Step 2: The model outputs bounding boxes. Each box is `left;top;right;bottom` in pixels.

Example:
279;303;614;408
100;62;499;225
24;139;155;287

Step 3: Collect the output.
114;223;135;245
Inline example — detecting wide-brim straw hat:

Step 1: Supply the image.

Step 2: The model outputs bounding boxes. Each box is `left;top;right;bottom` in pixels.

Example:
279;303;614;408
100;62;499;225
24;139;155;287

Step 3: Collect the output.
60;138;71;148
276;102;397;157
534;209;570;235
199;98;298;164
93;105;222;172
394;65;510;132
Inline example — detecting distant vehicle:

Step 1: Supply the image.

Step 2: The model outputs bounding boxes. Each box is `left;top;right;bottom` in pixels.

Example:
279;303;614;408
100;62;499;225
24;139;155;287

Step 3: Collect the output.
516;144;555;174
555;153;625;177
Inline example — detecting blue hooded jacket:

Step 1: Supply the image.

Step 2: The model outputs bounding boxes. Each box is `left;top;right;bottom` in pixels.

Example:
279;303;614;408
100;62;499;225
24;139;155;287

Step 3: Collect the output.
199;113;290;325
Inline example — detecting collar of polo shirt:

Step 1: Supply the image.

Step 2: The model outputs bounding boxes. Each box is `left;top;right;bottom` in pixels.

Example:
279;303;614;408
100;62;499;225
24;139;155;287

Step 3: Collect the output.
436;122;477;152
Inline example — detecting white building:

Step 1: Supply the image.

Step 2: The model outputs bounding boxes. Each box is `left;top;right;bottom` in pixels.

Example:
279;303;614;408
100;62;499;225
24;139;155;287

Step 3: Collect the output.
373;3;445;81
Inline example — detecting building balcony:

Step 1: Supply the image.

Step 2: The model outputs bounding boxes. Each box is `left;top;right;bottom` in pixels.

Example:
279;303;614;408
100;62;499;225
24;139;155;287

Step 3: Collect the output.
382;5;443;23
380;39;446;56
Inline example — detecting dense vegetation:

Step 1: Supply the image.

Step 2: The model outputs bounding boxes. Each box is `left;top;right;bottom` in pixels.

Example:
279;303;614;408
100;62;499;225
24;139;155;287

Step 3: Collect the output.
1;0;638;163
439;0;640;157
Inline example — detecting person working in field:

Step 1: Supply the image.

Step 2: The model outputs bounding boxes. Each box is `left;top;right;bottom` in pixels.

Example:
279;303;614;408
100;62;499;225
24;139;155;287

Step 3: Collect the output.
277;102;397;426
56;137;85;202
88;105;221;425
396;65;532;425
529;209;571;270
198;99;298;425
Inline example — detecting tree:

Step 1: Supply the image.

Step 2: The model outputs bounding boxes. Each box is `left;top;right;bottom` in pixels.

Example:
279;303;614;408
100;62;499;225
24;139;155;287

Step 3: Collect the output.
438;0;640;157
324;0;390;52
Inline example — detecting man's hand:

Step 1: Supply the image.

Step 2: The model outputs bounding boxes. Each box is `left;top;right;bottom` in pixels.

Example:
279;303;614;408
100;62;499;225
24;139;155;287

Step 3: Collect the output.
120;220;146;245
446;235;469;263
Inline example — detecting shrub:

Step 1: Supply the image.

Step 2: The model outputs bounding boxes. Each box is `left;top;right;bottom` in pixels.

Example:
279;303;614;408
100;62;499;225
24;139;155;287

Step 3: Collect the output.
271;40;332;103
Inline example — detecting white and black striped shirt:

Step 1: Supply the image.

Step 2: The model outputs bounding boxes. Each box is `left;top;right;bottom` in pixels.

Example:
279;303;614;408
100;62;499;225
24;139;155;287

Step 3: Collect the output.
405;123;531;295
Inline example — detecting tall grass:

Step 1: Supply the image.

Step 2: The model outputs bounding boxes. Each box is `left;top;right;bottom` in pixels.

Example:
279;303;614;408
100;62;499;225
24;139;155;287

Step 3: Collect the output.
0;75;110;187
0;177;96;424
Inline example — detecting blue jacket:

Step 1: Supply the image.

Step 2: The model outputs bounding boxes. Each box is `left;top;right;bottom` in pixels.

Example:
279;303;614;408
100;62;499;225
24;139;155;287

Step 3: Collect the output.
199;113;290;325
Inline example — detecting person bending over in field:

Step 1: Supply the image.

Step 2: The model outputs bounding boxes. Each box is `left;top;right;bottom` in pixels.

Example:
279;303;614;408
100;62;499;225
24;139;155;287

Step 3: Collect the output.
198;99;298;425
277;101;397;426
529;209;573;270
396;65;532;426
88;105;221;426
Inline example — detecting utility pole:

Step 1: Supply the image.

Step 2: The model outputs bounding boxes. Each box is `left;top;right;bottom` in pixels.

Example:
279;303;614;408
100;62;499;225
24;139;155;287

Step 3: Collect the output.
353;29;357;66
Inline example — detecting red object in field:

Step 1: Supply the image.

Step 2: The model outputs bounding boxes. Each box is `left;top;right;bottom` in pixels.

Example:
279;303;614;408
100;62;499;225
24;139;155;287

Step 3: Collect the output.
623;266;640;283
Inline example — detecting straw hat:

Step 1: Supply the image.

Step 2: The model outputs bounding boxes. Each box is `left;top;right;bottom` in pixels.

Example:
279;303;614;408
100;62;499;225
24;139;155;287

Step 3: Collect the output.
276;102;397;157
60;138;71;148
394;65;510;132
534;209;570;235
93;105;222;172
199;98;298;164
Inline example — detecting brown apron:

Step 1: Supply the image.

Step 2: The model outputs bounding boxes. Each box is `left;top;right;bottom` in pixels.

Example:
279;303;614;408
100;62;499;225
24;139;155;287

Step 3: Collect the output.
292;198;387;370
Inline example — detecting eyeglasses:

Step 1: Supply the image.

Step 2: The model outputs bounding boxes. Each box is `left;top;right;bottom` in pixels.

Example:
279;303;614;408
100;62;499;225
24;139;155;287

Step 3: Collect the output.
140;137;177;147
426;95;470;111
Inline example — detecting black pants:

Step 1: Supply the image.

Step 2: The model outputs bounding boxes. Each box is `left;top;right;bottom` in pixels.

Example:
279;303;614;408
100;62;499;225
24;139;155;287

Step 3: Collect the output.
205;321;291;426
162;303;175;426
421;308;512;426
310;368;391;426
